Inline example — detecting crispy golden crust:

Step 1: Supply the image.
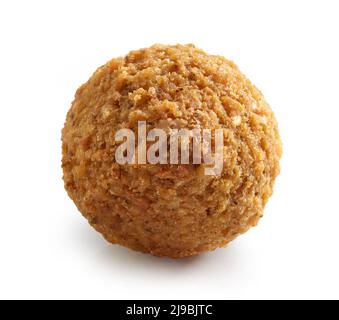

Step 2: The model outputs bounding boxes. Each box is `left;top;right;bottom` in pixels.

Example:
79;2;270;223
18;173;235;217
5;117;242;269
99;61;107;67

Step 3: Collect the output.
62;44;282;258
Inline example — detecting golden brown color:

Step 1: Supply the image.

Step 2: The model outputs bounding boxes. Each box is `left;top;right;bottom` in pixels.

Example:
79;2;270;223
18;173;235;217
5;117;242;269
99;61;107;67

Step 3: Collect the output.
62;44;282;258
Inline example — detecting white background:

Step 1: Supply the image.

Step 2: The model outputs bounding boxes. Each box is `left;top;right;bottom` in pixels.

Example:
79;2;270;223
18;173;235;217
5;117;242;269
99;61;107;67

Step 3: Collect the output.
0;0;338;300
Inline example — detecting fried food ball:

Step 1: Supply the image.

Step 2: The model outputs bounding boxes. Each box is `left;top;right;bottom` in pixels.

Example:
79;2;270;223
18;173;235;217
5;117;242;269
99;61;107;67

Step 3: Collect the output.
62;44;282;258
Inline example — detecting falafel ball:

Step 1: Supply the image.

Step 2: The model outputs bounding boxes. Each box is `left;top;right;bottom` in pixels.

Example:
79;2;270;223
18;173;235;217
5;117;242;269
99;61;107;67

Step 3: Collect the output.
62;44;282;258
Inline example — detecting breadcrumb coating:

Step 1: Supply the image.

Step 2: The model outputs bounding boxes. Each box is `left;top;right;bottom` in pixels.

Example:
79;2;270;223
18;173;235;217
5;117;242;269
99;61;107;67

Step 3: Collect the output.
62;44;282;258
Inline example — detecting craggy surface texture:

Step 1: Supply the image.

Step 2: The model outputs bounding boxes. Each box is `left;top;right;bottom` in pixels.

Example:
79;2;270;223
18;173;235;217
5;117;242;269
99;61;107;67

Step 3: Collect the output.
62;44;282;258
